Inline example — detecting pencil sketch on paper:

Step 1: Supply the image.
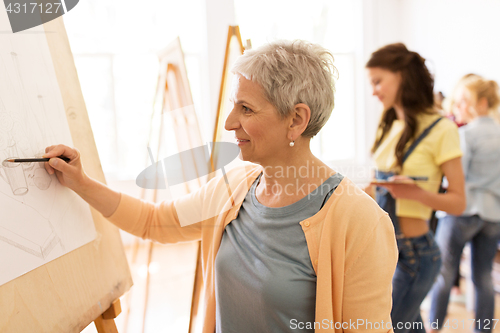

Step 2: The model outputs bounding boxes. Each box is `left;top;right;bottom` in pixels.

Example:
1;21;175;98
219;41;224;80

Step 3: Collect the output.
0;7;96;287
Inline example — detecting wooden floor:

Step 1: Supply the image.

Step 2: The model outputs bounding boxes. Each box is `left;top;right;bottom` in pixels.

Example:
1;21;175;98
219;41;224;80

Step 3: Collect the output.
82;242;500;333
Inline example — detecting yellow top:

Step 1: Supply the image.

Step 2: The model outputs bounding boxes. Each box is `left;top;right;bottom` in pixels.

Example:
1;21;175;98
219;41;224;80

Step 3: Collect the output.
107;164;397;333
372;113;462;220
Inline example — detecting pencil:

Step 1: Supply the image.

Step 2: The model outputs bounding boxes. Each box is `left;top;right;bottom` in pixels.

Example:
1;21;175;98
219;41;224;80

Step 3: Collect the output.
4;156;71;163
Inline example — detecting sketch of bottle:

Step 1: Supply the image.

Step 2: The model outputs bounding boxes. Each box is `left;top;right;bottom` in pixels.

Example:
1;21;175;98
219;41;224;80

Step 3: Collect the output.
31;95;54;190
0;107;14;152
10;52;44;158
37;94;56;145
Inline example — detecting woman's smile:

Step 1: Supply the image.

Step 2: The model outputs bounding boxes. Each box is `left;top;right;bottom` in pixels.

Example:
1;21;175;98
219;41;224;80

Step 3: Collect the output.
236;138;250;146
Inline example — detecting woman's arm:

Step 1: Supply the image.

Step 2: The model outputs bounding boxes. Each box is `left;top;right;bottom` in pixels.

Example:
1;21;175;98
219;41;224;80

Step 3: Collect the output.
44;144;202;243
378;157;466;216
416;157;466;215
43;144;121;217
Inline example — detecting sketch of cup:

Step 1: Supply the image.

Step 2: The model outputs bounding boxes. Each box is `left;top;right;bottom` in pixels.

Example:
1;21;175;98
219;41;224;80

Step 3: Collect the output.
0;159;29;196
33;167;51;190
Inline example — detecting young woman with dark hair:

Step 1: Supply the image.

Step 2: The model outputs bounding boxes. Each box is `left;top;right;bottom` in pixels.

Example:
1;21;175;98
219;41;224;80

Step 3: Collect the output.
366;43;466;333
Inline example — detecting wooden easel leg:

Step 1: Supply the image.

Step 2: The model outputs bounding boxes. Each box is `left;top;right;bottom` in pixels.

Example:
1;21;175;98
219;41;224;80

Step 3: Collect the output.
94;299;122;333
189;241;203;333
94;317;118;333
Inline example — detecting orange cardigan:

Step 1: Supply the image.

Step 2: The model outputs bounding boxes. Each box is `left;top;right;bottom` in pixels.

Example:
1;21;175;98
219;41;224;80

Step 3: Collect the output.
107;164;397;332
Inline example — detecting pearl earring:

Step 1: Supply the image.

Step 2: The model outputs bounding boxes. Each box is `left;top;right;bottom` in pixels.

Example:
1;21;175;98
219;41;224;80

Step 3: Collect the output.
289;141;295;147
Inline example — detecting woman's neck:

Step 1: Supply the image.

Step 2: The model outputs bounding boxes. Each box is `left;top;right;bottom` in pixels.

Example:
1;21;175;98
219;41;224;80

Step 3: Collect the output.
475;108;490;117
394;104;405;121
260;153;326;184
467;106;490;123
256;152;335;202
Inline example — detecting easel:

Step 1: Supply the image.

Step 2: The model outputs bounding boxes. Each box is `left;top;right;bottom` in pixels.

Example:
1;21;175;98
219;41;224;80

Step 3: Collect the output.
0;11;132;333
188;25;249;333
118;37;205;333
93;300;122;333
213;26;247;144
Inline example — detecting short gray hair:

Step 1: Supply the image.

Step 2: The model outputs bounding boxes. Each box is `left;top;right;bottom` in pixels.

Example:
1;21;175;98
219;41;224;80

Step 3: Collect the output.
231;40;337;138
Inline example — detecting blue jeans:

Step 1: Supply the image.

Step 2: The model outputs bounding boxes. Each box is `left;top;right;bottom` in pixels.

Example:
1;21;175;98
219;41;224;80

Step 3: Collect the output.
392;232;442;333
429;215;500;332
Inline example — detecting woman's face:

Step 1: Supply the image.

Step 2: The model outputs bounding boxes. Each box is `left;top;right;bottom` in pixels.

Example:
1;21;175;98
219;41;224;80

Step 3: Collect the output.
453;85;476;123
367;67;402;110
225;73;291;165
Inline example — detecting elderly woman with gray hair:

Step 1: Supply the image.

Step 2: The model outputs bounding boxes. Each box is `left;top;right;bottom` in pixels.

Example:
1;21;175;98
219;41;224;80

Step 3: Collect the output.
44;40;397;333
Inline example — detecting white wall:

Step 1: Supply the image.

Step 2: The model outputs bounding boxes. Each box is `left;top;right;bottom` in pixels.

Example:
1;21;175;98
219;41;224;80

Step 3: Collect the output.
201;0;237;142
366;0;500;93
398;0;500;95
361;0;403;168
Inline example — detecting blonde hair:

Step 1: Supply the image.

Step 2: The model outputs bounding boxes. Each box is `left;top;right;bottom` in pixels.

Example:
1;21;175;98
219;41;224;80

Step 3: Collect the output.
443;73;480;117
232;40;337;138
462;76;500;122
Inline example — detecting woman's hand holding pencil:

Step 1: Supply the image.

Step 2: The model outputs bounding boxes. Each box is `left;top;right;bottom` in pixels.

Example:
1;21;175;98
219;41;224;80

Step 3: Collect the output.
43;145;88;192
42;144;121;218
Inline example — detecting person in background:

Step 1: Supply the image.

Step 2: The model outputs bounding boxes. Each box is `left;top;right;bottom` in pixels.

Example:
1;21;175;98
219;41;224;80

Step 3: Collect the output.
438;73;481;297
429;75;500;333
366;43;466;333
43;40;398;333
443;74;481;128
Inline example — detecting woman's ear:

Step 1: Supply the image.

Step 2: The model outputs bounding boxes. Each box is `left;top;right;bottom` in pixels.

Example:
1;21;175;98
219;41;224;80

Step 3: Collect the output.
289;103;311;136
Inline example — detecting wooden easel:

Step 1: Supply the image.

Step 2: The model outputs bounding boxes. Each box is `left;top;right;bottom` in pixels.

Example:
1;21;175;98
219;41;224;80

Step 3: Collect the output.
212;26;247;145
188;25;248;333
93;299;122;333
117;37;205;333
0;10;132;333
